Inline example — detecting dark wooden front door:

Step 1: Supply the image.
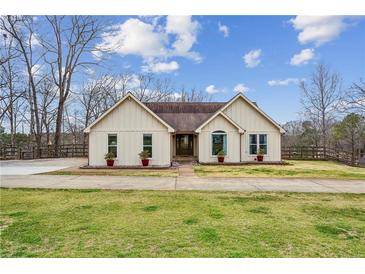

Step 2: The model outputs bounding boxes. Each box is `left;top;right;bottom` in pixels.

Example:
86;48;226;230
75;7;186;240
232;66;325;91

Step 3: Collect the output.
176;134;193;156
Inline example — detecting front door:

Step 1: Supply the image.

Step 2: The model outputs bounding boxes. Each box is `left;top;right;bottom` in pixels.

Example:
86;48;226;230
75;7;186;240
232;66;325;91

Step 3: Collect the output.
176;134;193;156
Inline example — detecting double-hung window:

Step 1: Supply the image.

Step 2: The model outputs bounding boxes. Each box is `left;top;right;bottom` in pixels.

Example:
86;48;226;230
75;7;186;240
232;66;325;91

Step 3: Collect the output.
143;134;153;158
212;131;227;156
249;134;267;155
108;134;117;158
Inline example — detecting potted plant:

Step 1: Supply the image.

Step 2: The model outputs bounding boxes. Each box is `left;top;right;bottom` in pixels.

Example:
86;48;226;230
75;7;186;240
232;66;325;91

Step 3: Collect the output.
104;152;115;167
138;150;150;166
257;148;265;162
217;150;225;163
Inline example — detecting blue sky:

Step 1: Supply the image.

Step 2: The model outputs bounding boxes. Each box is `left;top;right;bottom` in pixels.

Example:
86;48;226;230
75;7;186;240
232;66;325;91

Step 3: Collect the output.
83;16;365;123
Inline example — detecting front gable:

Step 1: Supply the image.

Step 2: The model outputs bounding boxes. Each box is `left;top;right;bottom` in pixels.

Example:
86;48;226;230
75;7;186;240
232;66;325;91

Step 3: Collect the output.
198;113;241;132
223;95;285;133
84;93;174;133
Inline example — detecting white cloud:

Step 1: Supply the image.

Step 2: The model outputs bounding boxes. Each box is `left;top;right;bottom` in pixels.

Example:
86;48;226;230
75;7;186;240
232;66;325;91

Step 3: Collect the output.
268;78;301;86
30;33;41;47
97;16;201;71
28;64;42;76
98;18;168;58
142;61;179;74
126;74;141;89
218;22;229;37
85;67;95;76
233;83;249;93
290;16;350;46
165;15;201;62
290;48;315;66
205;85;220;94
172;92;182;99
243;49;262;68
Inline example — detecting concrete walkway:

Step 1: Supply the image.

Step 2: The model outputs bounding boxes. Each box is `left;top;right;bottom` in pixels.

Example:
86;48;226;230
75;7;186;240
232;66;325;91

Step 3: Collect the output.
178;163;195;177
1;174;364;193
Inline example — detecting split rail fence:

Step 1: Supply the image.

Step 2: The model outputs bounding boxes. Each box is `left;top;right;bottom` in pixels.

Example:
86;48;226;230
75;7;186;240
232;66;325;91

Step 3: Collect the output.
0;144;88;160
282;146;364;167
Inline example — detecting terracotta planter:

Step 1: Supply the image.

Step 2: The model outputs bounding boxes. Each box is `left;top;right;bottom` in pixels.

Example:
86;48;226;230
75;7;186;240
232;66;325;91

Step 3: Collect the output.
141;159;149;166
106;159;114;166
218;156;225;163
257;155;264;162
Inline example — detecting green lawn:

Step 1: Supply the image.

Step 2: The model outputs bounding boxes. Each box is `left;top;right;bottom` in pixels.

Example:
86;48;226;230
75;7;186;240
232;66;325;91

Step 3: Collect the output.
195;160;365;179
1;188;364;257
43;167;178;177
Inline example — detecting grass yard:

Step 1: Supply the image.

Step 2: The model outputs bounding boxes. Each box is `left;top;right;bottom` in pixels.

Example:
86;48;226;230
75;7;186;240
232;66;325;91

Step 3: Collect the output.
195;160;365;180
43;166;178;177
1;188;364;257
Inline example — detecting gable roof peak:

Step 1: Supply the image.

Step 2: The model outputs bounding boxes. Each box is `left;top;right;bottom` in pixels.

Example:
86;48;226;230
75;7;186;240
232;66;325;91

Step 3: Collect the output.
84;92;175;133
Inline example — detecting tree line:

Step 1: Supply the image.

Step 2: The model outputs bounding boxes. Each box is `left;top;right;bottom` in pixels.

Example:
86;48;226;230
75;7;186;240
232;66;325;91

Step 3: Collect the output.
283;64;365;158
0;16;210;155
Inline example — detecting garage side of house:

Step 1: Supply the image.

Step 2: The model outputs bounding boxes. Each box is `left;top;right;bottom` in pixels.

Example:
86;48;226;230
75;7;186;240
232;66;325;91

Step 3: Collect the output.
86;95;172;167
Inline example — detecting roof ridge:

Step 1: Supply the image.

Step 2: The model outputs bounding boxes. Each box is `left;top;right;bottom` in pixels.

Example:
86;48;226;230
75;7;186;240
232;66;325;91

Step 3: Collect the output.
144;102;226;104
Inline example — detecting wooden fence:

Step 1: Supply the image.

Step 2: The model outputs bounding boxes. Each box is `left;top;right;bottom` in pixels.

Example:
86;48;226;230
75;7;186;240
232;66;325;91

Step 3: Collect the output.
1;144;364;167
0;144;88;160
282;146;365;166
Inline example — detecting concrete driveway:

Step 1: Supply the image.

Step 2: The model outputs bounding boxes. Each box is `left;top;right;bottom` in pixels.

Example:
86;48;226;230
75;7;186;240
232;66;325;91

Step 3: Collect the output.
0;158;87;175
1;174;364;193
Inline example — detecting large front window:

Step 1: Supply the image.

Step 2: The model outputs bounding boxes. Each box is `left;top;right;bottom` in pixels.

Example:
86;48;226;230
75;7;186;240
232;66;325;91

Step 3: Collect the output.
143;134;152;157
249;134;267;155
212;131;227;156
108;134;117;158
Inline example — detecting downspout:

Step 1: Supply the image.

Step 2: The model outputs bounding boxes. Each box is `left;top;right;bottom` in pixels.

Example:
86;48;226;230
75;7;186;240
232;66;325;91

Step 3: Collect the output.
239;133;243;163
87;133;90;166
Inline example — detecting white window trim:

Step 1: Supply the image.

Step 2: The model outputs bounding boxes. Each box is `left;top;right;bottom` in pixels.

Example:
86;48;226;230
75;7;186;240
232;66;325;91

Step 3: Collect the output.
248;133;268;156
211;131;228;157
107;133;118;160
142;133;153;159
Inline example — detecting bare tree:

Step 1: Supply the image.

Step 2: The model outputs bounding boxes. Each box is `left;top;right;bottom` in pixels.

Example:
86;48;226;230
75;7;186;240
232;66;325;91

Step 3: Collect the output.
42;16;102;155
0;16;42;150
0;33;18;68
64;106;83;144
38;77;57;145
174;86;212;102
78;76;111;145
300;63;342;153
343;79;365;115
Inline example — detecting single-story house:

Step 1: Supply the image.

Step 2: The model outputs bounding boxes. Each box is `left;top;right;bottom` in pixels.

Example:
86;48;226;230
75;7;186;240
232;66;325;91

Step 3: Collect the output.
84;92;285;166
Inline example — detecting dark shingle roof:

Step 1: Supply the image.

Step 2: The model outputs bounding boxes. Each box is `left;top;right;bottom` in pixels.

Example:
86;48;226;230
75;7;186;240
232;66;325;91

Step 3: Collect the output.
144;102;225;132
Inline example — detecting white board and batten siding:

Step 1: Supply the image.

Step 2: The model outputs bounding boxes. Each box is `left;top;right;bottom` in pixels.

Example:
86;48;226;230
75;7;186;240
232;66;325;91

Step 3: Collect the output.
223;97;281;161
88;98;171;166
198;114;241;163
199;97;282;163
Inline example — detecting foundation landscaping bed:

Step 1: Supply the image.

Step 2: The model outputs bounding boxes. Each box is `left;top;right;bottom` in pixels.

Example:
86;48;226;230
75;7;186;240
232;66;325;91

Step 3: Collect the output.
194;160;365;180
1;189;364;257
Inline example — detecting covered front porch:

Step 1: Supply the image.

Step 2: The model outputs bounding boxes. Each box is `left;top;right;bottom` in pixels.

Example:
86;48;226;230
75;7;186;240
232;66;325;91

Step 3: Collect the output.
171;133;198;162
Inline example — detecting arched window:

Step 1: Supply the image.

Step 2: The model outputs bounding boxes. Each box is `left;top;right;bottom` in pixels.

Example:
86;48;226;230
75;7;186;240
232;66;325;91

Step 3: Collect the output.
212;131;227;156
